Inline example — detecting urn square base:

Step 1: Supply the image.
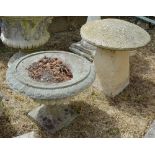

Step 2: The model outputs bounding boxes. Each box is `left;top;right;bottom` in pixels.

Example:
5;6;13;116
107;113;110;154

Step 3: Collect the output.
28;104;78;134
94;48;130;97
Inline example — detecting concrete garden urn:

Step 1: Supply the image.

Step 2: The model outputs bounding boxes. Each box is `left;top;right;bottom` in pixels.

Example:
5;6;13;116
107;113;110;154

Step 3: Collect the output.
6;51;95;134
81;18;150;97
0;16;53;67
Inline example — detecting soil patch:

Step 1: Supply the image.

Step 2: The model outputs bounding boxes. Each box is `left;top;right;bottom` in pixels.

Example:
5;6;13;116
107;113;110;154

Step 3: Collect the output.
27;56;73;83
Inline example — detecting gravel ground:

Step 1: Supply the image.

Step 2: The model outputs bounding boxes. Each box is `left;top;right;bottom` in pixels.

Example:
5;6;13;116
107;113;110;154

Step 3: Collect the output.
0;17;155;138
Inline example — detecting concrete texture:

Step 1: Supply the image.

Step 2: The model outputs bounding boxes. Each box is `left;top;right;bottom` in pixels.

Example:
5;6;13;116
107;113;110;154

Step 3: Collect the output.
81;18;150;97
1;18;155;137
69;41;95;62
1;17;52;49
28;104;78;134
8;51;26;68
81;18;151;50
6;51;96;99
69;16;100;61
94;48;129;97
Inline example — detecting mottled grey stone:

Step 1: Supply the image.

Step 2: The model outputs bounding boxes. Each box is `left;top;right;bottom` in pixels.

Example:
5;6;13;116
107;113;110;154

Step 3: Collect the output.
92;74;103;92
16;131;40;138
144;121;155;138
6;50;95;134
28;104;78;134
1;17;53;49
81;18;150;97
6;51;96;100
69;42;94;62
8;51;26;68
81;18;151;50
69;16;101;61
87;16;101;22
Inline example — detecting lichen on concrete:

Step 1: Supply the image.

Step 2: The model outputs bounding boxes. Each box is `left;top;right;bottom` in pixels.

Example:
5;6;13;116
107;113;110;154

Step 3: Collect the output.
6;51;95;99
81;18;151;50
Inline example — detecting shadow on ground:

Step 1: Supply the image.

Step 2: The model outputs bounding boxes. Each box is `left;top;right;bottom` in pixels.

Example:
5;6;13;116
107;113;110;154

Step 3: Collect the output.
107;41;155;120
43;101;121;138
0;103;17;138
108;76;155;117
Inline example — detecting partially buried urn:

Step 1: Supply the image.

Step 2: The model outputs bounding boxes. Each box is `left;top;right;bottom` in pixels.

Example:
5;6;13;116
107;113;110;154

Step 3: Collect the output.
0;16;53;67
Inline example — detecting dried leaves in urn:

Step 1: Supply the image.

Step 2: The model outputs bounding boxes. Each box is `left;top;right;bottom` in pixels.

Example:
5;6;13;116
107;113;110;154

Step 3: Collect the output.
27;56;73;83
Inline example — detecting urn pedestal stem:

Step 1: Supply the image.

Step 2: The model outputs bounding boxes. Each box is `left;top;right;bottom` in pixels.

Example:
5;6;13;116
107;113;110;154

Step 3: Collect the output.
28;99;78;135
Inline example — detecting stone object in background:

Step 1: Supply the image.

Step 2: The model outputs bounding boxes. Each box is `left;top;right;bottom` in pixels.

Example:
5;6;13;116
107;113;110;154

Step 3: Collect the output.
81;18;150;97
69;16;101;61
0;16;53;67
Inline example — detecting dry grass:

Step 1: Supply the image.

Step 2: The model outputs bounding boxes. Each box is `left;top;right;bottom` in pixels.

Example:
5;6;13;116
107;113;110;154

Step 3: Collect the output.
0;25;155;138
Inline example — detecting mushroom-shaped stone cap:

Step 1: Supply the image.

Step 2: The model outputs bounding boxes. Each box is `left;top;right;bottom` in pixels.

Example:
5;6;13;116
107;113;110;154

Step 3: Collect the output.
81;18;151;50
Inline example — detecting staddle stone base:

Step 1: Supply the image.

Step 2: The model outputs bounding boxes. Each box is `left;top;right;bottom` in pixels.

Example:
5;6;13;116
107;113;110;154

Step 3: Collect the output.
94;48;129;97
28;104;78;134
8;51;26;67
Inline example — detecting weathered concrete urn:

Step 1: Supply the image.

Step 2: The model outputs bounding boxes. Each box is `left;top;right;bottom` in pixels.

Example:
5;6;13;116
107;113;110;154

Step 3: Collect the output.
6;51;95;134
0;16;53;67
81;18;150;97
1;16;52;49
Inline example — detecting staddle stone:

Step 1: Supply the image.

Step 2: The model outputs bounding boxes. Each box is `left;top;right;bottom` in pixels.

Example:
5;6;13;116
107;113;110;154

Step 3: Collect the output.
81;18;150;50
81;18;150;97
